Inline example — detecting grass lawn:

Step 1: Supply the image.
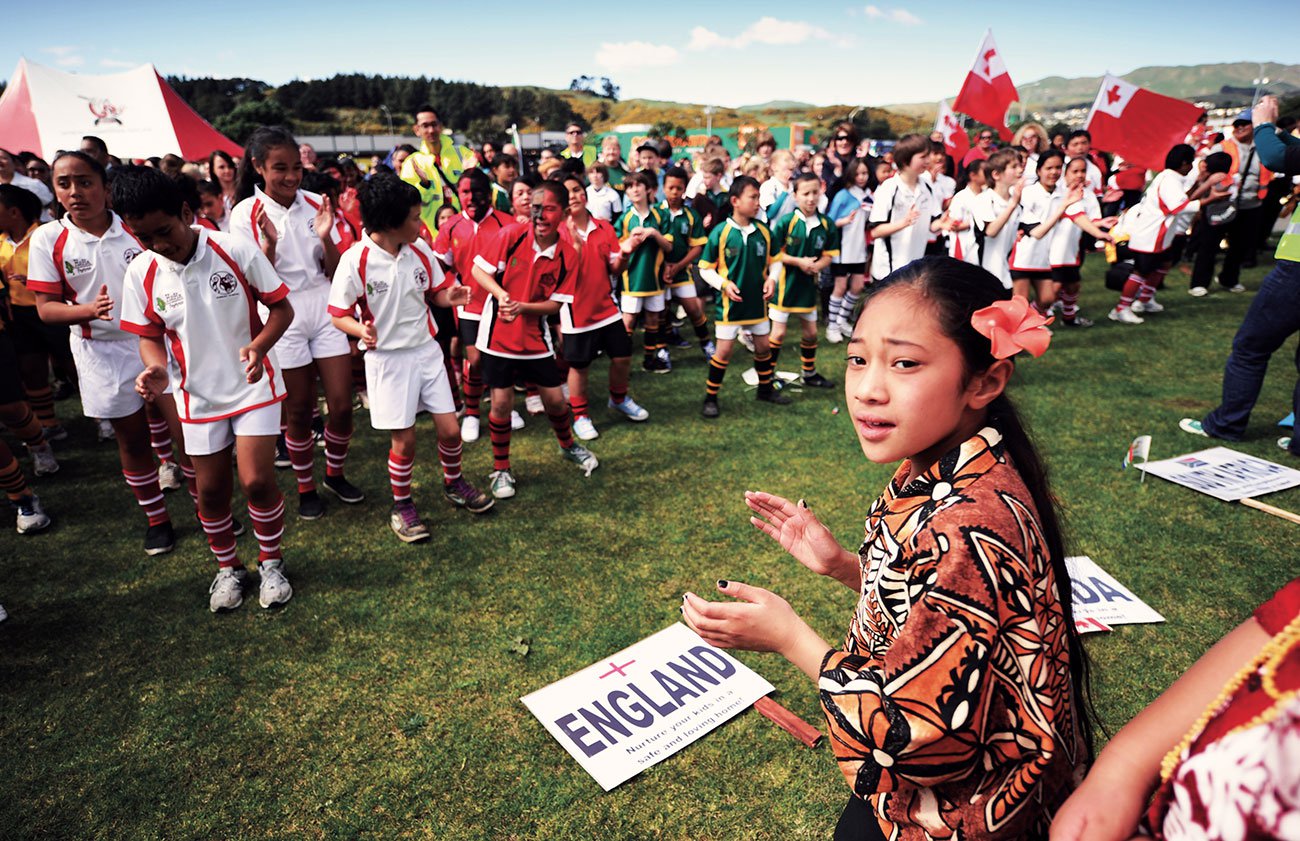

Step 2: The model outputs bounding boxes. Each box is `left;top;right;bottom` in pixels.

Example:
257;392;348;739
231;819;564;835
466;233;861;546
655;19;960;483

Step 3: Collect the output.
2;257;1296;839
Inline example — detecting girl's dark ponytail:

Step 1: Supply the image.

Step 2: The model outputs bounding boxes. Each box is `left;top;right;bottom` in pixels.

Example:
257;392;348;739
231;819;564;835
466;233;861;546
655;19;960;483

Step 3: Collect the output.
864;256;1098;762
234;126;298;204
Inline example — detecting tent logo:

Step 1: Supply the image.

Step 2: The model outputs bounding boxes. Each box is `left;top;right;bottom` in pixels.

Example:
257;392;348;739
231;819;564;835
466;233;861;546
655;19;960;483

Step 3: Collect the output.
81;96;124;126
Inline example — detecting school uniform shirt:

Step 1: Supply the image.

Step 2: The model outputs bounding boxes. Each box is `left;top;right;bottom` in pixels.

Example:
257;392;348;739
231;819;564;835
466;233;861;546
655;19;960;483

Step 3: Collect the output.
585;184;623;222
1065;156;1104;200
820;427;1083;841
770;210;840;313
228;187;334;294
26;212;145;340
657;202;707;283
1008;183;1062;272
557;218;622;334
868;177;939;280
432;208;513;319
1023;152;1041;186
1049;192;1102;268
0;222;39;309
1122;169;1200;254
119;229;289;423
698;217;773;325
828;185;872;264
946;187;980;264
613;204;672;297
328;238;450;352
471;223;575;359
972;189;1021;288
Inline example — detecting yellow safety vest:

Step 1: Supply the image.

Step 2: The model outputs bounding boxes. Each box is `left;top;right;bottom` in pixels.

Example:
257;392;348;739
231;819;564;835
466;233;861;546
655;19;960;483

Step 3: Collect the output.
400;136;474;230
1277;207;1300;262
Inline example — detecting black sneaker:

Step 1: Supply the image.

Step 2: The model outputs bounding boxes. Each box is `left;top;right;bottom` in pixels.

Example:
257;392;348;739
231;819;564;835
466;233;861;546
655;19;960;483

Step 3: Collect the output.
232;517;246;538
802;372;835;389
144;521;176;556
701;397;720;418
757;387;792;405
274;435;291;469
311;414;325;448
667;328;692;348
654;348;673;374
298;490;326;520
642;357;667;374
322;474;365;505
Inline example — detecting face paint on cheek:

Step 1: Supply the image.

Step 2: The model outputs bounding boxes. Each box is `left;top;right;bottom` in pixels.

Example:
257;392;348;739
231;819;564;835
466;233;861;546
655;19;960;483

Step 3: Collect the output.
531;204;546;223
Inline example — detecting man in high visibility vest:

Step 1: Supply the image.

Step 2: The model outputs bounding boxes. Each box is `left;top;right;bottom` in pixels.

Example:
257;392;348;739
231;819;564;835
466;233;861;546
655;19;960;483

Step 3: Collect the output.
1219;111;1275;285
1181;96;1300;458
560;123;597;168
400;105;475;232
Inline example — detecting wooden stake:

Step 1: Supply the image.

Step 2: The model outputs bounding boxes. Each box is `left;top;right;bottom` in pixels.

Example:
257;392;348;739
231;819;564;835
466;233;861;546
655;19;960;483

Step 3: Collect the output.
1240;496;1300;525
754;696;822;748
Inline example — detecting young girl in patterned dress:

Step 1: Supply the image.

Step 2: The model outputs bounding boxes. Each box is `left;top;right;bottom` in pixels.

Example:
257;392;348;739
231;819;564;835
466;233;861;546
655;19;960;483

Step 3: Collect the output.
683;256;1092;840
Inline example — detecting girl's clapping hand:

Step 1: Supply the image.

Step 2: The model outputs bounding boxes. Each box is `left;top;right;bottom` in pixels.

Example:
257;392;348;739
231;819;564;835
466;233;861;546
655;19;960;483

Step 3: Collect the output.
681;581;799;653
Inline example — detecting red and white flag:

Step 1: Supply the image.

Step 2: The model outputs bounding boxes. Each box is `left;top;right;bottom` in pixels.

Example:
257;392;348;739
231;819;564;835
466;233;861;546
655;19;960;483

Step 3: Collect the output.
1085;75;1204;173
952;30;1018;141
935;100;970;161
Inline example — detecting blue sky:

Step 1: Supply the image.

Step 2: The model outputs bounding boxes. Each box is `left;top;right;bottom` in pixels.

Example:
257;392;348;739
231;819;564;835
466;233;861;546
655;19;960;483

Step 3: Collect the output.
5;1;1298;109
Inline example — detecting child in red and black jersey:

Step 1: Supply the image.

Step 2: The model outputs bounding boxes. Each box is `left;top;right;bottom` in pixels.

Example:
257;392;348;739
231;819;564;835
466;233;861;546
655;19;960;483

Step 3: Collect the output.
469;181;599;499
555;172;649;441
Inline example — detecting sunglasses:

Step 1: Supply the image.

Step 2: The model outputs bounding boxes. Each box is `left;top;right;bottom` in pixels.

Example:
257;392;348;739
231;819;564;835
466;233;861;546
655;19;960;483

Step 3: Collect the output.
834;135;851;141
979;134;993;141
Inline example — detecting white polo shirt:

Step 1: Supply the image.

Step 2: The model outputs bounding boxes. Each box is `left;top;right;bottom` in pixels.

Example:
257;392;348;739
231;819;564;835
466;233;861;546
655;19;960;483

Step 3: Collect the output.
1049;193;1101;268
972;189;1021;288
328;238;450;353
946;187;981;264
119;229;289;423
26;212;144;340
1009;183;1062;272
1123;170;1199;254
868;176;938;280
229;187;333;294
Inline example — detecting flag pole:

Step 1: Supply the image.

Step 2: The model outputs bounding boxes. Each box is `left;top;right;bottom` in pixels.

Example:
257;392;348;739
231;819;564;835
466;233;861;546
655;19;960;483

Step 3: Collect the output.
1240;497;1300;525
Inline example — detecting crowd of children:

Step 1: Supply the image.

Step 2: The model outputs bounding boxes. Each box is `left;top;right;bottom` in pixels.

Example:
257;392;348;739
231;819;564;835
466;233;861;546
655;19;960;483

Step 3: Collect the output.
2;100;1297;839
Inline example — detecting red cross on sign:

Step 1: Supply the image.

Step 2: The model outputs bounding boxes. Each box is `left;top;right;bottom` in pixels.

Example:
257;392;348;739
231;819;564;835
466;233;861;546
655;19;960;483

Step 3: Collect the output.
1107;84;1122;106
982;49;997;75
599;660;636;679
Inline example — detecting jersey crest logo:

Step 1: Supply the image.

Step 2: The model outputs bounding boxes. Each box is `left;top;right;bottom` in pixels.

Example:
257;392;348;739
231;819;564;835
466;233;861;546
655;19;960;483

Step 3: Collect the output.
413;267;429;286
63;257;93;276
365;279;391;296
123;248;141;264
208;271;239;298
156;291;183;312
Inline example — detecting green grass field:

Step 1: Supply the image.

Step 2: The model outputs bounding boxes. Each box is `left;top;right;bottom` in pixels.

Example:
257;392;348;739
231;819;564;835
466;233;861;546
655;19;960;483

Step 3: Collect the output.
2;258;1296;840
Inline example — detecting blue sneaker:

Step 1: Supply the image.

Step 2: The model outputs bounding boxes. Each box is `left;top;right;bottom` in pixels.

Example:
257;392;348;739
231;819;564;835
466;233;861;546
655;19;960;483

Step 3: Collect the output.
702;339;717;359
608;396;650;422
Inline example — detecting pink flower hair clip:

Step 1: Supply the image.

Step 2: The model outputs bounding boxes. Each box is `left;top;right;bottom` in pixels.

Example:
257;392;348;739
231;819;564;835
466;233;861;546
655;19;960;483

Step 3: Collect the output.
970;297;1052;359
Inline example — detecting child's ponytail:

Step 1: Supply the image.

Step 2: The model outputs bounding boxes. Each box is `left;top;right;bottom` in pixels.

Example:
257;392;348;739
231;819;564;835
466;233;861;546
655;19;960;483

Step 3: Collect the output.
863;256;1097;760
235;126;298;203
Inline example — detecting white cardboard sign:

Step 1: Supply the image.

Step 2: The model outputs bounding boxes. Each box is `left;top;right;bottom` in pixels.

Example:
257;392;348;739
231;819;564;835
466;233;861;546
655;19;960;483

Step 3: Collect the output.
1138;446;1300;501
1067;555;1165;633
520;623;774;791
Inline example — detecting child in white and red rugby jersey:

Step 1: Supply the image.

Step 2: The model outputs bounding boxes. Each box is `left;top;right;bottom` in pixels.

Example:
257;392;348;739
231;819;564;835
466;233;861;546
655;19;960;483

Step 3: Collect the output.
229;127;362;520
27;152;181;557
431;169;516;443
555;171;649;441
330;175;493;544
113;166;294;613
470;180;599;499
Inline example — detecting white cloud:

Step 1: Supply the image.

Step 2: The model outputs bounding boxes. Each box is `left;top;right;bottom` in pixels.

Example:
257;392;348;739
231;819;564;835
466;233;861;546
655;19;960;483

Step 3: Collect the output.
594;41;680;71
42;45;85;67
864;5;923;25
688;16;853;50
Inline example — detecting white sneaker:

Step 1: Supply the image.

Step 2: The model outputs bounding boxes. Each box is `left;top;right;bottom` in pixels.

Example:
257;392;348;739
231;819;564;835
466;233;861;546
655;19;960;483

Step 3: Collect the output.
489;469;517;499
1228;283;1246;293
1281;437;1293;452
208;567;248;612
1108;306;1144;325
511;410;526;430
1179;418;1210;438
460;414;481;443
157;460;183;491
1132;298;1164;314
738;330;755;353
15;495;50;534
96;418;115;442
525;394;544;415
258;560;293;608
1188;286;1208;297
30;444;59;477
609;396;650;422
572;416;599;440
562;443;599;476
825;323;843;344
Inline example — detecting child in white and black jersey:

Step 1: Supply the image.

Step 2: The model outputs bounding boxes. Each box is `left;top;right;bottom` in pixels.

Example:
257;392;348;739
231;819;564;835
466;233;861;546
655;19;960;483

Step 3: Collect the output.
971;148;1025;289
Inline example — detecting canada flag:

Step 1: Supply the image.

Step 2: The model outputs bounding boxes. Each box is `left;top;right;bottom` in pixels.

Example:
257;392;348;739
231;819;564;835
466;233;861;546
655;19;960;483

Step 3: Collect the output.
935;100;970;161
952;30;1018;142
1086;75;1204;173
